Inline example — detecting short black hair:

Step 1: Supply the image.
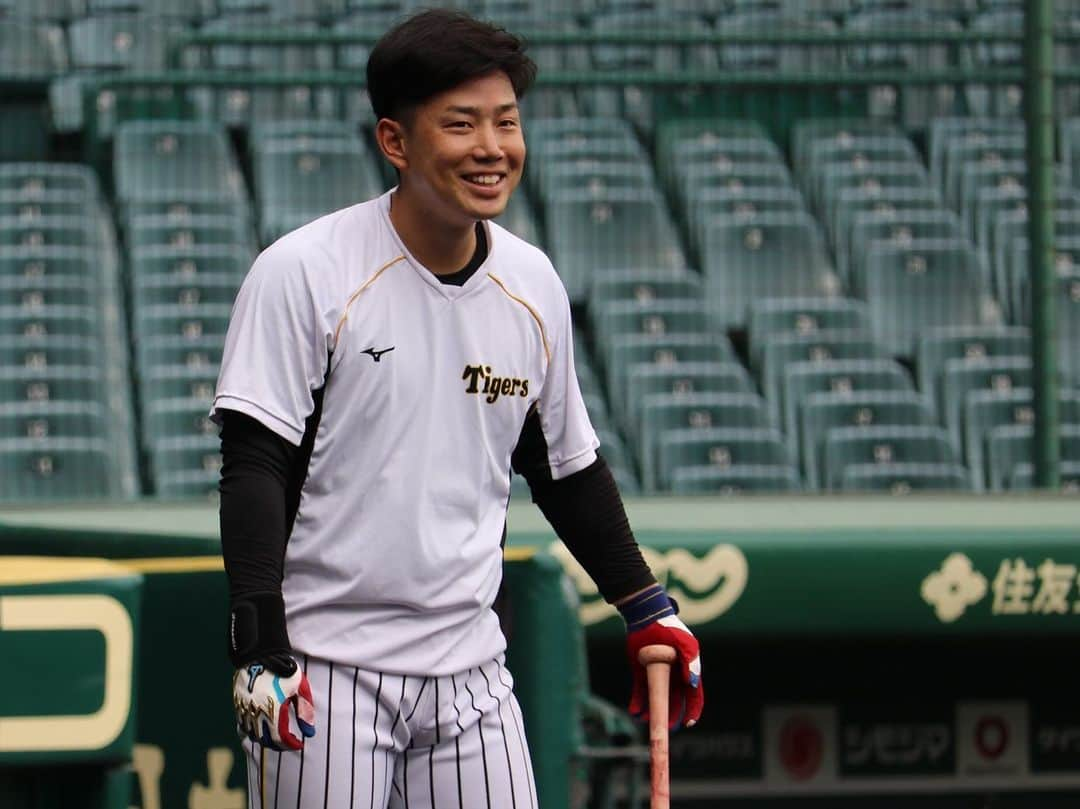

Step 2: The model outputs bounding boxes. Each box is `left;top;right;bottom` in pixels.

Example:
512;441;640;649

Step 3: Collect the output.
366;9;537;123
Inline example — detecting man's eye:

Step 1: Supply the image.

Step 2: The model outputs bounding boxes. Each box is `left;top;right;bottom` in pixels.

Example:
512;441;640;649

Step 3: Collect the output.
500;119;519;128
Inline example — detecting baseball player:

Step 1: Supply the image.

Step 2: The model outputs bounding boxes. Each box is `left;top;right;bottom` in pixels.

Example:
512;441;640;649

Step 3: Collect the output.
213;10;703;808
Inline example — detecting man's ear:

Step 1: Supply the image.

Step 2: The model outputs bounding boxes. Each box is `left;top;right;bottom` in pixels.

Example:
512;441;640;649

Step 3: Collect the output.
375;118;408;172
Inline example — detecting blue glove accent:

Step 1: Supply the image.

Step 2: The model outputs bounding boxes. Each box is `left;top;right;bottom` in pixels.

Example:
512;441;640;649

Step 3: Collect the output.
618;583;677;631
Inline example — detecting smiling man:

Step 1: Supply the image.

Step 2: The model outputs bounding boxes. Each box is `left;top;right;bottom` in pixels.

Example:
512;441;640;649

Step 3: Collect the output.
213;9;702;808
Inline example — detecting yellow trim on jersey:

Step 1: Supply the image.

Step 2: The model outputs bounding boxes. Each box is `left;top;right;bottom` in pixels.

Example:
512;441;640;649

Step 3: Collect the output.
333;255;406;347
486;273;552;365
503;546;536;562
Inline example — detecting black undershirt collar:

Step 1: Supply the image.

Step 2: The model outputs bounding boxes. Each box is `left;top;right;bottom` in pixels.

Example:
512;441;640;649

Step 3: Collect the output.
436;222;488;287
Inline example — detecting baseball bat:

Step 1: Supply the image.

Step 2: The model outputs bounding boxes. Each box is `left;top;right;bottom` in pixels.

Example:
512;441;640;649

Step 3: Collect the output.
638;644;677;809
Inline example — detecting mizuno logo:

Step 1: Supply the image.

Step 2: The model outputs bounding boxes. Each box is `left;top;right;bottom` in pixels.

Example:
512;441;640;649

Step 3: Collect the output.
362;346;395;362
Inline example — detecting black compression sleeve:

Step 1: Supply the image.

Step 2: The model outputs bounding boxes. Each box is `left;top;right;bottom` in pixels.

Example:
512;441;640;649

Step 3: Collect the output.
218;410;296;602
526;455;657;603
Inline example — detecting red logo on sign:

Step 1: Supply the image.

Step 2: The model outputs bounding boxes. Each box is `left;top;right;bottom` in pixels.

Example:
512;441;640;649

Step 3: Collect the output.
779;715;824;781
975;716;1009;760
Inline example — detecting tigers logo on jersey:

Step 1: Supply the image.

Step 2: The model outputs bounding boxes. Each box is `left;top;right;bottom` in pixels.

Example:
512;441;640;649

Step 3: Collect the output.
462;364;529;403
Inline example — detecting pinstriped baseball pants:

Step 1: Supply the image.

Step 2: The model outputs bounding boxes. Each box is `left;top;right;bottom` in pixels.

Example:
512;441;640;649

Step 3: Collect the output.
242;654;539;809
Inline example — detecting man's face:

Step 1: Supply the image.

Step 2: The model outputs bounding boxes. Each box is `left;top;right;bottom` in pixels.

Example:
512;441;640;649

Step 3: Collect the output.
395;72;525;227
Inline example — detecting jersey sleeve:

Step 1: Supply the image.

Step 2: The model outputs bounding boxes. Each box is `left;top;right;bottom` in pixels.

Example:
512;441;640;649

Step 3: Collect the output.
211;244;334;446
532;282;599;480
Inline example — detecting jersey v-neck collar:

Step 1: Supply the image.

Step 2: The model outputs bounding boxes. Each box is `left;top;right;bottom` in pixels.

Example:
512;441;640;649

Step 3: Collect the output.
377;189;492;301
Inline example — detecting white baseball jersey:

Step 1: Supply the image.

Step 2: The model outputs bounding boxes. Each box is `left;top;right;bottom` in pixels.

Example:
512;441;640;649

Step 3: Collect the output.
213;189;598;676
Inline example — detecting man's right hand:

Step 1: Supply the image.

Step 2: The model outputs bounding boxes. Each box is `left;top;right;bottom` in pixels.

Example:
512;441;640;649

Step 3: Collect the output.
232;653;316;751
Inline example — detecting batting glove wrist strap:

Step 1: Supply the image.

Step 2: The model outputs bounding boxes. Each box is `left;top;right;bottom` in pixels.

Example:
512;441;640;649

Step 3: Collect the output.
617;583;677;631
229;591;291;668
622;584;704;730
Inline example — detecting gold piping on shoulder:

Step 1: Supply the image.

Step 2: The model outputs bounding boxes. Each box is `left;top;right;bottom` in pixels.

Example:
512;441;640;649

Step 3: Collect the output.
486;273;551;365
332;255;406;347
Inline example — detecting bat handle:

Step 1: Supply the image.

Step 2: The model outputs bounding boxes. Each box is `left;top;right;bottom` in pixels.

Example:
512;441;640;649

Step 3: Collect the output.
638;644;677;809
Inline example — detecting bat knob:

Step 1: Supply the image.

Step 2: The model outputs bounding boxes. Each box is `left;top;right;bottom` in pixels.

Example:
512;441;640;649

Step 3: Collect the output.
638;644;677;666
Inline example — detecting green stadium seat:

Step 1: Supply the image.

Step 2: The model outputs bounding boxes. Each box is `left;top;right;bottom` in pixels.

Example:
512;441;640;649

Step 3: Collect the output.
0;21;67;76
0;401;106;440
604;332;736;414
701;212;839;329
256;144;384;244
832;186;944;258
0;304;99;339
687;188;806;258
0;245;102;280
1005;234;1080;328
792;119;904;180
916;326;1030;406
962;389;1080;492
942;134;1026;211
957;159;1027;235
670;464;801;494
0;164;99;197
136;337;223;378
657;426;790;491
129;245;252;281
127;215;253;251
487;17;588;120
528;117;641;150
844;208;960;284
781;357;914;445
589;268;702;314
656;119;770;190
546;189;685;303
591;299;709;355
131;273;241;310
1009;461;1080;492
992;210;1080;307
840;463;971;493
156;468;221;500
806;136;922;212
822;425;957;491
760;330;886;420
667;136;785;202
624;361;754;436
638;391;771;490
0;437;120;501
749;297;870;374
138;364;219;402
799;389;934;489
0;275;96;308
0;216;100;249
985;424;1080;491
0;192;88;221
0;335;98;369
940;356;1033;444
68;15;179;70
540;161;657;202
0;366;103;405
114;121;245;204
149;434;221;486
124;197;252;225
928;117;1024;188
820;162;931;228
861;239;999;357
143;397;219;446
682;164;794;217
134;303;232;342
595;427;633;473
249;120;366;157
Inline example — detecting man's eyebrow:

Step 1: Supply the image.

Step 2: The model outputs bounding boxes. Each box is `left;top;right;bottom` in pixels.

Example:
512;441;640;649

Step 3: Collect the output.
444;103;520;116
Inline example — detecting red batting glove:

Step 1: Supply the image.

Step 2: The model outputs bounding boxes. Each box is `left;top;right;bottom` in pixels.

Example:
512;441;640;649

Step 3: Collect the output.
621;584;703;730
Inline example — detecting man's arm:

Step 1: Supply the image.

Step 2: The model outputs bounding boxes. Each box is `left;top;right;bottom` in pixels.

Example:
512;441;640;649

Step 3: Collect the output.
219;409;315;750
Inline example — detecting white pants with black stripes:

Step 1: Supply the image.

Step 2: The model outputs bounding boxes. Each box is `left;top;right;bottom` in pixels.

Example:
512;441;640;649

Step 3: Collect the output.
243;654;539;809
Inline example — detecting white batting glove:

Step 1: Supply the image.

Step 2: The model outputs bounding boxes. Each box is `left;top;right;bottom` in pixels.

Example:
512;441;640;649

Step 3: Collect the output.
232;654;316;751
